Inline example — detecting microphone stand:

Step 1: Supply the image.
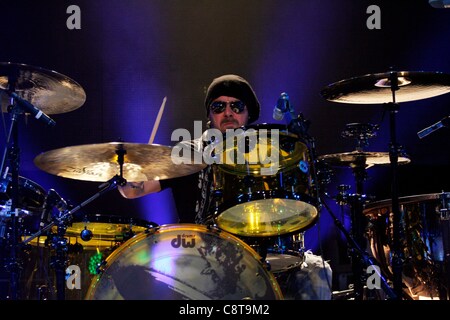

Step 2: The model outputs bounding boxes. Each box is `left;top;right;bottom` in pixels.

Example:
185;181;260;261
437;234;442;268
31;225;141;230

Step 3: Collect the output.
287;111;320;205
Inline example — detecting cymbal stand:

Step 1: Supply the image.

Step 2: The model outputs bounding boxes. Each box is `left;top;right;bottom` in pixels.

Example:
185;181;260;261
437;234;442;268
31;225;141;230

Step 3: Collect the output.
1;92;22;300
0;69;56;299
337;123;390;299
439;192;450;300
321;193;396;299
384;71;404;300
348;160;370;299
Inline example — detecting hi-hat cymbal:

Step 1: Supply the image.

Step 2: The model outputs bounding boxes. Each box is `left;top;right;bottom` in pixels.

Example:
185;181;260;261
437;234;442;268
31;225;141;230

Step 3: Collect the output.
318;151;411;168
34;142;206;182
0;62;86;114
321;71;450;104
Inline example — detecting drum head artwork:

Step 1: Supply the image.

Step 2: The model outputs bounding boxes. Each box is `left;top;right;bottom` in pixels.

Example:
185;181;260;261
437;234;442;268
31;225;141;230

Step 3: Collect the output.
86;224;283;300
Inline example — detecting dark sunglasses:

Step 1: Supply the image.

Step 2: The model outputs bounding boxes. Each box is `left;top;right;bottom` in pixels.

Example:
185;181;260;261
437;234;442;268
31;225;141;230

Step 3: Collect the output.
209;100;246;114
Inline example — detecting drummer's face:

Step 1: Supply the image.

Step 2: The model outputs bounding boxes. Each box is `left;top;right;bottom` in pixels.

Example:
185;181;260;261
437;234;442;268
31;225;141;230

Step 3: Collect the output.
208;96;249;132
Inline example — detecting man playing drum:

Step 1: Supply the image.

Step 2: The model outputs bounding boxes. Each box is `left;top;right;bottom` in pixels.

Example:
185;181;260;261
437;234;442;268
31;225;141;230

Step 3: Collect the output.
118;74;332;300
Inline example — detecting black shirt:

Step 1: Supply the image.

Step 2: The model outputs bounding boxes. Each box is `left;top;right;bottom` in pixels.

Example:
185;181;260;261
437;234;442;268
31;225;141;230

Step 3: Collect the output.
160;164;214;224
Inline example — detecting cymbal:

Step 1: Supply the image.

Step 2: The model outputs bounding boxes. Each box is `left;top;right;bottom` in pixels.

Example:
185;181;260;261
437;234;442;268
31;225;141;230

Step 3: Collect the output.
34;142;206;182
0;62;86;114
321;71;450;104
318;151;411;168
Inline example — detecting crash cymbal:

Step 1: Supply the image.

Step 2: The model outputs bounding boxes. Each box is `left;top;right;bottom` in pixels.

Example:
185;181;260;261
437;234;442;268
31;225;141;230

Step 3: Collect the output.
318;151;411;168
0;62;86;114
321;71;450;104
34;142;206;182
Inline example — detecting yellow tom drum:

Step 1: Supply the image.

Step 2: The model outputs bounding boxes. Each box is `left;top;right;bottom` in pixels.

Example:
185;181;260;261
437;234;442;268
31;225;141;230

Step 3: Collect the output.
209;124;319;238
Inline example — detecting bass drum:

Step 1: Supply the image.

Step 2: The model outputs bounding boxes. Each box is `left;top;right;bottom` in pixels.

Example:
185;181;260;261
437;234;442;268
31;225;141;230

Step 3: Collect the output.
86;223;283;300
364;192;450;299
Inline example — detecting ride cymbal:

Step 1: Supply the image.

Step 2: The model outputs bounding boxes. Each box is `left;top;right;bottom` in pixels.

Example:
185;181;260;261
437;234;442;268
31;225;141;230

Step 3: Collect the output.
318;151;411;168
0;62;86;114
321;71;450;104
34;142;206;182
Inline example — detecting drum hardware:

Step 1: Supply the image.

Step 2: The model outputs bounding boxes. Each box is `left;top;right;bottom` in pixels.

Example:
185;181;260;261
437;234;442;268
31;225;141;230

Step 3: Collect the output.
20;174;127;300
26;140;181;299
321;193;396;300
21;213;155;300
80;227;93;242
439;193;450;300
417;115;450;139
318;122;407;300
321;70;450;299
0;62;86;300
438;192;450;300
341;123;379;151
22;143;132;299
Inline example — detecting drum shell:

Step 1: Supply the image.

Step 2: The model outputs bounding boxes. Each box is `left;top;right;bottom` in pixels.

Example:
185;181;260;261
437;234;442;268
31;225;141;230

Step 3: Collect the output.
210;124;319;238
86;223;283;300
18;214;153;300
364;193;450;299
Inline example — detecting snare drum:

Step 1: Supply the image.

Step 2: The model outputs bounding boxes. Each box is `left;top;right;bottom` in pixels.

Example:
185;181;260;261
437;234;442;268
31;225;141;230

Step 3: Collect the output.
86;223;283;300
209;124;319;237
20;214;154;300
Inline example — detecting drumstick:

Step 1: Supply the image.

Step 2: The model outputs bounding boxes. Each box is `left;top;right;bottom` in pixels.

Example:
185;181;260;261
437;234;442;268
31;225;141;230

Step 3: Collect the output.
148;96;167;145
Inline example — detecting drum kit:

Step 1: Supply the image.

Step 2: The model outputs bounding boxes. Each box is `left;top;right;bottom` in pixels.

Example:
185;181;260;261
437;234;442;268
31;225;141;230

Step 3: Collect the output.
319;70;450;300
1;62;450;300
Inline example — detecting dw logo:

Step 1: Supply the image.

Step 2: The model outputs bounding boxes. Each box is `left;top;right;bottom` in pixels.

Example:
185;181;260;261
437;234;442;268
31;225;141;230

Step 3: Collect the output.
171;234;196;248
66;265;81;290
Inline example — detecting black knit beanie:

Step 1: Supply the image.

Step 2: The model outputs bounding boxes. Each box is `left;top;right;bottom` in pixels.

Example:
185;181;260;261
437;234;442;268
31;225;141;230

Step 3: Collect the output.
204;74;260;124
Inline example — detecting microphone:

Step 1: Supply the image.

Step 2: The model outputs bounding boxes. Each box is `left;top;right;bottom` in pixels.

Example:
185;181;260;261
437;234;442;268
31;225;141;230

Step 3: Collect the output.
52;190;68;213
8;91;56;127
39;190;55;230
417;115;450;139
273;92;311;137
39;189;67;229
273;92;292;121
